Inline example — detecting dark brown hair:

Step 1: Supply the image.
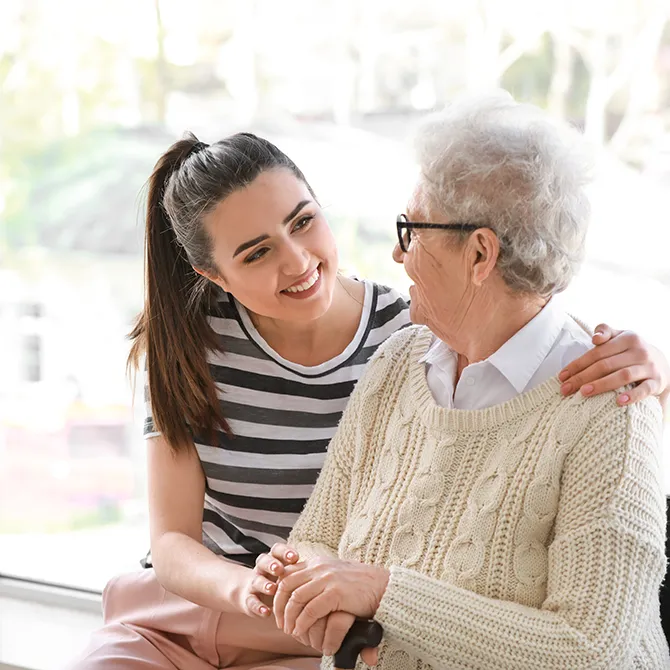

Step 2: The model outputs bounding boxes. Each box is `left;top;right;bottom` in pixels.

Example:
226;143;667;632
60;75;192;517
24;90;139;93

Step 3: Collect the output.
128;132;314;452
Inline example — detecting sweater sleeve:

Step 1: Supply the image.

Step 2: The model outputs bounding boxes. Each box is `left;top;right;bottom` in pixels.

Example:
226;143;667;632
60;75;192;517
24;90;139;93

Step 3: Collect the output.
288;351;384;562
375;397;667;669
287;440;351;561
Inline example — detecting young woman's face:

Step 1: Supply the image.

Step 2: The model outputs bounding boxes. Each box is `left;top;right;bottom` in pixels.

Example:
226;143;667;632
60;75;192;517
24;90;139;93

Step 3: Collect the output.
202;168;339;323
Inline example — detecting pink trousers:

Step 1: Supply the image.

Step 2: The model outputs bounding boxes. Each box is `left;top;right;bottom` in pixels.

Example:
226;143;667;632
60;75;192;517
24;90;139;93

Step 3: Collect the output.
64;569;322;670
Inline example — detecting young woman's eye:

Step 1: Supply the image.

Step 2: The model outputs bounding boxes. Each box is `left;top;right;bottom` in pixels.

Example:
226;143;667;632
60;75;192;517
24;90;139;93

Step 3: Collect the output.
244;247;269;264
292;214;314;232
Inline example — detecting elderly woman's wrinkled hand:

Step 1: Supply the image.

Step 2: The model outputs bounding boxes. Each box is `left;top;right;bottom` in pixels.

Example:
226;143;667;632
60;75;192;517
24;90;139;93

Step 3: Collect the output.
273;557;390;643
558;323;670;412
290;610;380;665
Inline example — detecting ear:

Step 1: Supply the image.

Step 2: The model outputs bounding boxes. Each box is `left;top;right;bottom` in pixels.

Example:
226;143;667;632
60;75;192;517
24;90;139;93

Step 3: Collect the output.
193;265;230;292
469;229;500;287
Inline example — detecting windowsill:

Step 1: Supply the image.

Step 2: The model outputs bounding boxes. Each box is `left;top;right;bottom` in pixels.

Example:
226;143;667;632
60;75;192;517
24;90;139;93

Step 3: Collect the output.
0;577;102;670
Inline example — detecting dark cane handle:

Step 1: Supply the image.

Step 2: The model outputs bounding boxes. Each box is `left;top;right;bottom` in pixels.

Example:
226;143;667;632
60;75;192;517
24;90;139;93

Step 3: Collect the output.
333;619;383;669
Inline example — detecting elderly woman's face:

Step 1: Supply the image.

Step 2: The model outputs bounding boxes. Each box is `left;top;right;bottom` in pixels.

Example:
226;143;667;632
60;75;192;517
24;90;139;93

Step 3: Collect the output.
393;187;476;337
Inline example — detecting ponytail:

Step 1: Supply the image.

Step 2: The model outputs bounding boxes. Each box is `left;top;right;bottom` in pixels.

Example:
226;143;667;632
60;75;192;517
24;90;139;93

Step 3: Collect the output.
129;130;314;452
128;134;228;452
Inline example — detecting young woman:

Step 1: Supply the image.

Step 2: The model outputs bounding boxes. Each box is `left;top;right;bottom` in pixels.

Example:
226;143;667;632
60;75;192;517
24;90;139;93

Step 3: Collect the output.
67;132;670;670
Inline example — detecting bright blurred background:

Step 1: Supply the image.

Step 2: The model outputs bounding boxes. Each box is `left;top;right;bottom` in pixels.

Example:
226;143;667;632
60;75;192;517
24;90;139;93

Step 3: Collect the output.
0;0;669;593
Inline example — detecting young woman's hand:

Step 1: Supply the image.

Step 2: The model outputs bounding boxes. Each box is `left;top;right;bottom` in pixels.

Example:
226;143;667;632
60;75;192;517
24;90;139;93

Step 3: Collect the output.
559;324;669;413
246;543;301;617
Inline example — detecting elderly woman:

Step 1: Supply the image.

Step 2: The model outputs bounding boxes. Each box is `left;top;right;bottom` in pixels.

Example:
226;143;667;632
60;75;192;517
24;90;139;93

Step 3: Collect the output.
257;94;669;669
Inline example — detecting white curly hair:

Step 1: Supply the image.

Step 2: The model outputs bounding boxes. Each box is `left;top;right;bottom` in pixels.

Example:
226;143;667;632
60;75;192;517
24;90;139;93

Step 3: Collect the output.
413;91;594;296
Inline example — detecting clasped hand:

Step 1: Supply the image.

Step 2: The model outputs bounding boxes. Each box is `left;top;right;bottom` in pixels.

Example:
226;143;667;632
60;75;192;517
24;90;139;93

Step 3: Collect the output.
253;543;389;663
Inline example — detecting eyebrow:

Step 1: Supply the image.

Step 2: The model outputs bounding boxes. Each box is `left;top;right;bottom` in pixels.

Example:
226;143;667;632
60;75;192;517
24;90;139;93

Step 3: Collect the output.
232;199;312;258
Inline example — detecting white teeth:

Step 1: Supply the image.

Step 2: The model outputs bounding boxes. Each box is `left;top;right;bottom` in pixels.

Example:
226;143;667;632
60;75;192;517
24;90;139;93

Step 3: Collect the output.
284;268;320;294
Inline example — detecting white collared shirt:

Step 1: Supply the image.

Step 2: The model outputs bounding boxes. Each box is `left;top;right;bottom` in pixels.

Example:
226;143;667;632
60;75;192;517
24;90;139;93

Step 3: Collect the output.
420;298;594;410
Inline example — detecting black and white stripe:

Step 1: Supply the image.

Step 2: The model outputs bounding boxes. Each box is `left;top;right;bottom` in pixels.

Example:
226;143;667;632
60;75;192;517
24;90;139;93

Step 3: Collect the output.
144;279;410;566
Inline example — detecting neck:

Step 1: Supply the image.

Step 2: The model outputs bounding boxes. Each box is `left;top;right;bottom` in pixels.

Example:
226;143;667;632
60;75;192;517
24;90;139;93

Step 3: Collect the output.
435;289;547;377
249;276;364;366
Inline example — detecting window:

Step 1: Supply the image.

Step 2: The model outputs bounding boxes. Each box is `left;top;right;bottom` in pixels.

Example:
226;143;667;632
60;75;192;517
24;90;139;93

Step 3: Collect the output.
21;333;42;382
21;303;44;319
0;0;668;601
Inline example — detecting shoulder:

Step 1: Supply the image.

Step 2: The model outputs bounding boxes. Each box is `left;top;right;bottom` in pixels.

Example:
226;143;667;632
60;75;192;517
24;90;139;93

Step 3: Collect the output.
364;280;411;334
619;394;664;447
344;326;430;427
370;281;410;312
563;393;665;540
557;390;664;466
206;288;243;335
586;391;662;435
364;324;426;378
207;286;233;317
559;314;594;362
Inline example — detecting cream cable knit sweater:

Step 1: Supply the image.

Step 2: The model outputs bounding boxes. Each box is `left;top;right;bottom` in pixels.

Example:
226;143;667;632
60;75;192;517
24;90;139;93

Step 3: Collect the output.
288;325;669;670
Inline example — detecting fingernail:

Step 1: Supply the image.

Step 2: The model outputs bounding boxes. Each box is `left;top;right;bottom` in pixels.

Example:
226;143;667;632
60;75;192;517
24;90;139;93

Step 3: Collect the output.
265;582;273;592
581;384;593;395
618;393;630;404
271;563;279;574
260;606;269;615
560;382;572;395
558;370;569;382
286;551;295;560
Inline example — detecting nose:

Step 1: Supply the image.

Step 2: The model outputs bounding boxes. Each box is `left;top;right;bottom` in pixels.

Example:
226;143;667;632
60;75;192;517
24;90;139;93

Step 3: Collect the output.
392;241;405;264
281;237;310;276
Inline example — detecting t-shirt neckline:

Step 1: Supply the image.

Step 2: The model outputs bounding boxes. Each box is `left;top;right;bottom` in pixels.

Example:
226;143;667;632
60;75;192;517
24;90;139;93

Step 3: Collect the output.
231;279;374;377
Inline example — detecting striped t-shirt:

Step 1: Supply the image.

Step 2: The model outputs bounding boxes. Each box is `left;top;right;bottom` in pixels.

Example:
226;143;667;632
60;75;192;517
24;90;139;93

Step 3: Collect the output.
144;279;410;567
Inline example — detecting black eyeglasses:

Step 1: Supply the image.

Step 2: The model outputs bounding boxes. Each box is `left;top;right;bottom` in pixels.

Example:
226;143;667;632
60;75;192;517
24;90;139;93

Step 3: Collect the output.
396;213;488;253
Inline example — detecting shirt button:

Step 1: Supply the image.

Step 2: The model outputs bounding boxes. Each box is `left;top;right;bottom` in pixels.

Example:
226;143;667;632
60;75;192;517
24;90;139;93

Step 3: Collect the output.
466;377;475;387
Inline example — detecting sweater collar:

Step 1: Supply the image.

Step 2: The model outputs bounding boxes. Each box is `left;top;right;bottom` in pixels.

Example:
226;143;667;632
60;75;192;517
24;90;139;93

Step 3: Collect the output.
408;327;571;436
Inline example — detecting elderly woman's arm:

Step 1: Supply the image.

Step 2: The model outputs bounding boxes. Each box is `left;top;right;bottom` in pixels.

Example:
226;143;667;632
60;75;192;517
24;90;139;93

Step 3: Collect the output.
286;440;351;562
373;398;666;669
286;353;382;562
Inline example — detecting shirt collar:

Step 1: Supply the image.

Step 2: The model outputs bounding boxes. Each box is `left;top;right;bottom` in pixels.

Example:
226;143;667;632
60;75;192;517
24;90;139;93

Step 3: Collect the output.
419;336;453;366
419;297;568;394
487;297;567;393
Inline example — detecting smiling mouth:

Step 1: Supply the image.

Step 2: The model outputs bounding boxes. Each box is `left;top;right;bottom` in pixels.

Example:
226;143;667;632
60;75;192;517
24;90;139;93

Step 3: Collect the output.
282;266;320;294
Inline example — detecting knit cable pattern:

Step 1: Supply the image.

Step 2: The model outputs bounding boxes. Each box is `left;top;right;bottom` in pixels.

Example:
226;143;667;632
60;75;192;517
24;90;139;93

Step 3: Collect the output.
289;326;669;669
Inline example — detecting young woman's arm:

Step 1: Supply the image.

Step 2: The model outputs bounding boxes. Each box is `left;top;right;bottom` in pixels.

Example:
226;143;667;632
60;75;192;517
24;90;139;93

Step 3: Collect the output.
147;435;270;617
